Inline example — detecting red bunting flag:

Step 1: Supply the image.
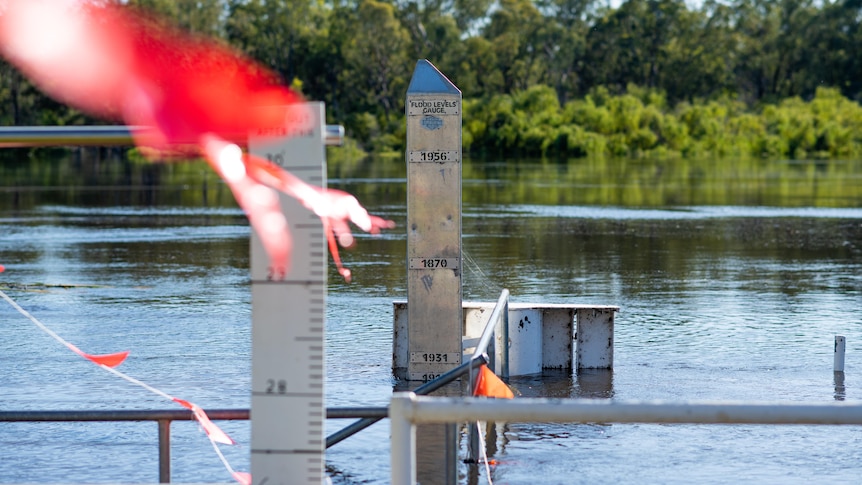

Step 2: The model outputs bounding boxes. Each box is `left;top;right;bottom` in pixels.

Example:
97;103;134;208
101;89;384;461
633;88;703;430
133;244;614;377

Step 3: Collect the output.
0;0;393;281
76;348;130;368
473;364;515;399
173;398;235;445
1;288;244;482
0;2;399;482
232;472;252;485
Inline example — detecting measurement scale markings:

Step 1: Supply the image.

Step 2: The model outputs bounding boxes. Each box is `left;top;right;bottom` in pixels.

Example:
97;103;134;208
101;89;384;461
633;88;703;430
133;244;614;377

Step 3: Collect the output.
252;279;327;286
252;391;323;398
295;336;323;343
276;165;326;172
252;449;323;455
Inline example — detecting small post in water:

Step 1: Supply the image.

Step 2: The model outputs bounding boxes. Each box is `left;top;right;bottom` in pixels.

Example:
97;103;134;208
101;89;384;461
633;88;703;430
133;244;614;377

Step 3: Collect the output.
835;335;846;373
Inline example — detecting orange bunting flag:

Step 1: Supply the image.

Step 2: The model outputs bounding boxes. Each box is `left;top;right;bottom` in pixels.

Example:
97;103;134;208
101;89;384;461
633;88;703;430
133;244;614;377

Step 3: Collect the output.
173;398;236;445
81;350;130;368
1;288;246;483
66;342;130;368
473;364;514;399
232;472;252;485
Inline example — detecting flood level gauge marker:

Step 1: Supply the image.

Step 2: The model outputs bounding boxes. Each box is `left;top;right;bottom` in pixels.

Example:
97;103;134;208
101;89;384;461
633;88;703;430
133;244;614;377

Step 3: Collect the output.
405;60;463;382
249;102;327;484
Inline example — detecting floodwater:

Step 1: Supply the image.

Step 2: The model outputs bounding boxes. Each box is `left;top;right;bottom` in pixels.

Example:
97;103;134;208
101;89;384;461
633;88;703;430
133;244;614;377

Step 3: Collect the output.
1;153;862;484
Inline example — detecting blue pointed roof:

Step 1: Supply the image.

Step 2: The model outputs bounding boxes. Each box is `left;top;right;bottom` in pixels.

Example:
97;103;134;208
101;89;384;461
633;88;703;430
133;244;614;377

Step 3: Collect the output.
407;60;461;95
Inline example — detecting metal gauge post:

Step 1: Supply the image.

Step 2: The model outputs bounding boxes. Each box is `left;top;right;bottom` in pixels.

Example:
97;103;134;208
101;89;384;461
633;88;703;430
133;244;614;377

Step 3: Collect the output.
249;103;327;484
405;60;463;381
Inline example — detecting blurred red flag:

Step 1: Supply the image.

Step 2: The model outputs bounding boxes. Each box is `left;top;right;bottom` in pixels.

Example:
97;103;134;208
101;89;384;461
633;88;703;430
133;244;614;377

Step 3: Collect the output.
0;0;393;279
473;364;514;399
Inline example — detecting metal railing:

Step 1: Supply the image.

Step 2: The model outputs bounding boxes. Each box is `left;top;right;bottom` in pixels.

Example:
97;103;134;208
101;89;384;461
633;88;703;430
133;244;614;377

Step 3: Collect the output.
0;125;345;147
0;406;382;483
0;357;495;483
326;354;489;448
390;393;862;485
465;289;509;463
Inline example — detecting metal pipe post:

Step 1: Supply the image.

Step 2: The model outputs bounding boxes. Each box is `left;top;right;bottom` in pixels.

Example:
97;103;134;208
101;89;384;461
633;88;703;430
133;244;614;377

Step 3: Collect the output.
158;419;171;483
390;393;417;485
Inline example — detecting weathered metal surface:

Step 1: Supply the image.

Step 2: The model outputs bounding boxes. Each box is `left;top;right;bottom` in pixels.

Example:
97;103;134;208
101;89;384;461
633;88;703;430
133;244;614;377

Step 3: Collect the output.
404;60;463;382
576;307;615;369
397;301;618;375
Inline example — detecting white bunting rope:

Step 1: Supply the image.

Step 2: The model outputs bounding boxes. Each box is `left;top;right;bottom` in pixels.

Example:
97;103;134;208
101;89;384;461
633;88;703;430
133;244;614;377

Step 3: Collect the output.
0;288;248;484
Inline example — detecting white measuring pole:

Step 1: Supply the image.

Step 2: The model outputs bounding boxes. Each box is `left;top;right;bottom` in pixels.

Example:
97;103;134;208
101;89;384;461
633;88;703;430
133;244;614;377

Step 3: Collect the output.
405;59;463;382
249;103;327;484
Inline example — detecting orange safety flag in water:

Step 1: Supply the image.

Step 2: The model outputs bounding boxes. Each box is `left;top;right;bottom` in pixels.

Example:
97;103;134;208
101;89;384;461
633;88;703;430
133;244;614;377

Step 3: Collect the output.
0;0;393;280
473;364;515;399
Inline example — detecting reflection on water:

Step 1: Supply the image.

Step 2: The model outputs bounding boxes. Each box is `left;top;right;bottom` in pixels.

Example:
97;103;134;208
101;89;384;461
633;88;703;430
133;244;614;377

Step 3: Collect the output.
1;155;862;483
835;371;846;401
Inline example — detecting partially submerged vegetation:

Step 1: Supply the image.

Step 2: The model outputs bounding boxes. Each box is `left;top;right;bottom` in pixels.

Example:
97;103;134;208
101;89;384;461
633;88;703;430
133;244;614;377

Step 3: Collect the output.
463;86;862;160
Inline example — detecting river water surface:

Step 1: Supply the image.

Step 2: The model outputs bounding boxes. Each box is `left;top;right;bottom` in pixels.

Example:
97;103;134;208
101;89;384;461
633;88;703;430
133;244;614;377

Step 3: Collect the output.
1;154;861;484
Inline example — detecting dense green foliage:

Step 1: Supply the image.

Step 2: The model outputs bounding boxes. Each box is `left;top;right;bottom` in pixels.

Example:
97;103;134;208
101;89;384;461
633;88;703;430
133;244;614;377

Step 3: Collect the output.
4;0;862;160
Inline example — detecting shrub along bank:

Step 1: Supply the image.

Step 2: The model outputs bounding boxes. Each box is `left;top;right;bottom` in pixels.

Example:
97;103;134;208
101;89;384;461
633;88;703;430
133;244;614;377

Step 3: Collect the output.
457;85;862;160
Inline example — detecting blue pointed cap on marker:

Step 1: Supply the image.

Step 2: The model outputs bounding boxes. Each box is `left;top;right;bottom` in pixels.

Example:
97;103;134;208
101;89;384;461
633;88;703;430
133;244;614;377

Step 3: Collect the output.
407;59;461;95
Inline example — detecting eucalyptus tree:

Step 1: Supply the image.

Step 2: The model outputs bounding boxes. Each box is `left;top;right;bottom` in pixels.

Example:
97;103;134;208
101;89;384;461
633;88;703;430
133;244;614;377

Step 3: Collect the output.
657;0;737;103
128;0;225;36
395;0;467;81
730;0;820;102
339;0;412;123
480;0;551;93
534;0;594;103
582;0;691;93
0;60;23;125
226;0;327;92
786;0;862;101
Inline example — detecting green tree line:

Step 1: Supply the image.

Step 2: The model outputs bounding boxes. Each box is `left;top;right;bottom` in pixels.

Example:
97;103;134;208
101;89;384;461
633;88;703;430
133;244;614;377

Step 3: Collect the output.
3;0;862;160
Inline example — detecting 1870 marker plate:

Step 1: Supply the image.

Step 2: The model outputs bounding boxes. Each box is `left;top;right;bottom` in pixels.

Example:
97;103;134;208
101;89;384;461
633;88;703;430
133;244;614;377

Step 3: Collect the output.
409;257;459;270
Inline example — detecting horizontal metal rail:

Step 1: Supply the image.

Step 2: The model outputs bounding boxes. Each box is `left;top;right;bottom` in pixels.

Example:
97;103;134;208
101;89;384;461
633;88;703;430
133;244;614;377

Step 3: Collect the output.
0;124;345;147
0;407;387;422
390;393;862;485
0;406;384;483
